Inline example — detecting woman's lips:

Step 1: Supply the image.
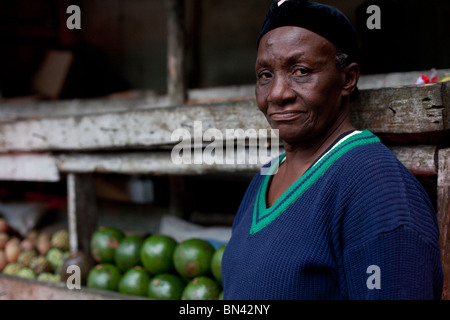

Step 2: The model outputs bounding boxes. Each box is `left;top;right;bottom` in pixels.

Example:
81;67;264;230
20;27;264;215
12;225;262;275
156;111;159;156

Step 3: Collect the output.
269;111;305;121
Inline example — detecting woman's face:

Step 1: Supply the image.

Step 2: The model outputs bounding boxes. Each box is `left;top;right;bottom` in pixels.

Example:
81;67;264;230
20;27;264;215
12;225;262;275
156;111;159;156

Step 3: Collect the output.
255;26;351;146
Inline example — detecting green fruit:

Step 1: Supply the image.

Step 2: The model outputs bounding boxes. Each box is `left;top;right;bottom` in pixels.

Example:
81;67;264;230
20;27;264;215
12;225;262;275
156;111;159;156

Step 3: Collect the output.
2;262;22;275
37;272;60;283
115;234;144;272
46;248;68;273
147;273;185;300
118;266;150;297
17;249;38;267
87;264;121;292
30;256;53;274
173;238;215;279
219;291;224;300
16;267;36;279
140;234;177;275
90;227;125;263
210;244;226;285
51;230;70;251
181;276;221;300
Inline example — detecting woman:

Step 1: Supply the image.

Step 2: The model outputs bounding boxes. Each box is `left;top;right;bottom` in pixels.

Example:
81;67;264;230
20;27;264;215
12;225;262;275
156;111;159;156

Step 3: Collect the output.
221;0;443;300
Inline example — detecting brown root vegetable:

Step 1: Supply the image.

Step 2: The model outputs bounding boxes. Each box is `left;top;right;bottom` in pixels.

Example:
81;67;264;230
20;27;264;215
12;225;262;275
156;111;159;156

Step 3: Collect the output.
5;237;21;263
36;233;51;256
0;250;7;271
0;232;9;250
21;238;36;251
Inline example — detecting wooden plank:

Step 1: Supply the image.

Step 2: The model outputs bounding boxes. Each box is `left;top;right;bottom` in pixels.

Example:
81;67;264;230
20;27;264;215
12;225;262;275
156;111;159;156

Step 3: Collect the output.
0;274;147;300
0;99;266;152
67;173;98;254
390;145;437;176
56;148;277;175
55;145;436;176
0;153;59;181
0;82;447;152
350;82;448;134
438;148;450;300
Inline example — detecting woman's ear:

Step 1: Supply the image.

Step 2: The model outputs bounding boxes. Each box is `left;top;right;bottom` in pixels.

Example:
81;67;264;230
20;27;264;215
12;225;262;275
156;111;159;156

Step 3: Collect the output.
342;62;360;98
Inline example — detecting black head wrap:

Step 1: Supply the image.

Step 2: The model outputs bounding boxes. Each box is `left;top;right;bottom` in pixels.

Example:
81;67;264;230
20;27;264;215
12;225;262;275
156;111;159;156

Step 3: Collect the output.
257;0;359;64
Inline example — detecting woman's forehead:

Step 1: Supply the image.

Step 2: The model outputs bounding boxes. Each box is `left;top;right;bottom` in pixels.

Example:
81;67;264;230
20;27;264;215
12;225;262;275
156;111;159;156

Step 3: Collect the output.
256;26;336;64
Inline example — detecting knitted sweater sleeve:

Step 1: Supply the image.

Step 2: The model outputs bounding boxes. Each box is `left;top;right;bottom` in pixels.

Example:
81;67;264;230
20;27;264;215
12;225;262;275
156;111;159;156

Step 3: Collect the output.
343;225;442;299
337;145;443;299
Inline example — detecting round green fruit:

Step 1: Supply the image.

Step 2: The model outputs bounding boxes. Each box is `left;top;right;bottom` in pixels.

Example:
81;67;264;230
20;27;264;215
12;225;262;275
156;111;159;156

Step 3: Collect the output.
29;255;53;274
173;238;215;279
46;248;68;273
90;227;125;263
115;234;144;271
16;267;36;279
210;244;226;284
51;229;70;251
87;263;121;291
140;234;177;275
37;272;60;283
118;266;150;297
147;273;185;300
181;276;221;300
17;249;38;268
2;262;22;275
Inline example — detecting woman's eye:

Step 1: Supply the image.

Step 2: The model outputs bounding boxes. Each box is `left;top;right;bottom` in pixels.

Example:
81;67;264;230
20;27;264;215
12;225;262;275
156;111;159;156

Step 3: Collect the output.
258;72;272;81
294;68;310;76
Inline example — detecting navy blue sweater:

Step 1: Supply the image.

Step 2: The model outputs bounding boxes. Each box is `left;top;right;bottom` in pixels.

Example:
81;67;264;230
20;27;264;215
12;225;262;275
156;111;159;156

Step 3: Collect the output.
222;130;443;300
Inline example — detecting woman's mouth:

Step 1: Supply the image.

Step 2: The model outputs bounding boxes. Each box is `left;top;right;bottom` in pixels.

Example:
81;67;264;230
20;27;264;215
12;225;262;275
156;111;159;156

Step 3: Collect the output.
269;111;304;121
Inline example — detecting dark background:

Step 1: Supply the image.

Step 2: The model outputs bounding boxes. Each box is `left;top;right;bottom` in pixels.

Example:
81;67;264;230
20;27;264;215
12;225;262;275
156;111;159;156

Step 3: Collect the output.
0;0;449;99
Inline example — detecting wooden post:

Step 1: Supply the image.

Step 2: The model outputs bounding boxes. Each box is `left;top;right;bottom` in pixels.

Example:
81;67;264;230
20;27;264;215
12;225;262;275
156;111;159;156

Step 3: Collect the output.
438;148;450;299
165;0;189;219
67;173;98;255
165;0;187;106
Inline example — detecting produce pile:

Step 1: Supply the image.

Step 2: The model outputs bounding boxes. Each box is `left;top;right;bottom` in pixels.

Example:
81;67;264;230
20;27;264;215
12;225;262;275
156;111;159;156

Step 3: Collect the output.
87;226;226;300
0;217;227;300
0;217;70;283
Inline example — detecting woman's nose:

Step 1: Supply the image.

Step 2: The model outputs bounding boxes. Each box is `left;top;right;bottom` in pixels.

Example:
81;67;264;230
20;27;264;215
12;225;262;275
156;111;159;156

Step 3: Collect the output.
268;75;296;106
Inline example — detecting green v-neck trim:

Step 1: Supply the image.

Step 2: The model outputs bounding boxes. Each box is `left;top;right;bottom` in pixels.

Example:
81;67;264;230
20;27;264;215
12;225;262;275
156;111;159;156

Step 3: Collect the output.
250;130;380;235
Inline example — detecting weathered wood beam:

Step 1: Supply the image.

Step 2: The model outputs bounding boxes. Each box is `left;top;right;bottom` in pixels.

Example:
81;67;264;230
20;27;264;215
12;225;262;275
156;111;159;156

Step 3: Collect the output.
0;153;59;181
0;99;266;152
390;145;437;176
438;148;450;300
67;173;98;255
165;0;187;106
0;274;147;300
55;145;437;176
56;149;271;175
0;82;447;152
350;82;448;134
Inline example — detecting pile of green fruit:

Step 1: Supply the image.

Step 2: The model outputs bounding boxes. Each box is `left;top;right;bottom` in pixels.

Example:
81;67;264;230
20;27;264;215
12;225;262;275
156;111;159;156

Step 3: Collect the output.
87;226;226;300
0;217;70;283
